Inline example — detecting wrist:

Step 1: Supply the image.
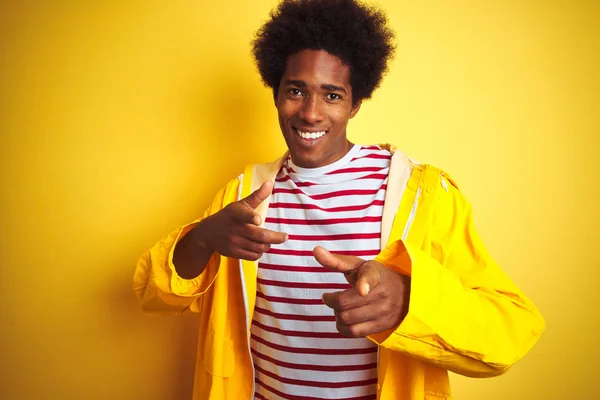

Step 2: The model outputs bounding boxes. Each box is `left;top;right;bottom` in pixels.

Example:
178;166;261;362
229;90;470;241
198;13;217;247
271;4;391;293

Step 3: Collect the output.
190;220;213;252
173;221;215;279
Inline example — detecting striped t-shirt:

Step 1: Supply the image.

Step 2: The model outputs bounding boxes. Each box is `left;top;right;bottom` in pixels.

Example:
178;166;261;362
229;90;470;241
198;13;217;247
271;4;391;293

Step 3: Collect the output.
250;144;392;400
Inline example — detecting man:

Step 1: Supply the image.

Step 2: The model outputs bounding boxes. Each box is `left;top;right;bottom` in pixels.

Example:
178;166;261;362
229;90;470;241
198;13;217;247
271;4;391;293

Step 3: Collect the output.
133;0;545;399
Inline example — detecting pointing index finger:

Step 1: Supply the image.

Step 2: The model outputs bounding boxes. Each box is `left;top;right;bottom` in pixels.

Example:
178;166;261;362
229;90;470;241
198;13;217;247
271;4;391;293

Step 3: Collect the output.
313;246;365;273
245;225;288;245
322;288;370;311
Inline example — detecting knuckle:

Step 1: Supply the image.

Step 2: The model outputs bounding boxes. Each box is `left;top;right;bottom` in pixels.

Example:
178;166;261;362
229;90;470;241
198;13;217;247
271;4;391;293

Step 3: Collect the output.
382;300;394;314
335;320;346;334
348;325;362;338
260;243;271;253
226;236;236;247
256;230;267;242
337;296;349;310
378;287;390;299
338;310;351;325
239;212;251;225
252;242;266;253
348;325;364;338
238;225;251;236
226;203;240;216
380;302;390;314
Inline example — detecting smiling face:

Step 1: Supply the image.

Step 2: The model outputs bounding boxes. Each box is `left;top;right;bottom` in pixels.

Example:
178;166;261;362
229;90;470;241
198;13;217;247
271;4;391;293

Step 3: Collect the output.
275;49;361;168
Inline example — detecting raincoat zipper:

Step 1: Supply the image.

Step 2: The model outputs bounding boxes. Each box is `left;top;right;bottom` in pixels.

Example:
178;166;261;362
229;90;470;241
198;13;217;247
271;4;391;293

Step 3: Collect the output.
402;187;422;241
236;173;256;400
376;179;422;398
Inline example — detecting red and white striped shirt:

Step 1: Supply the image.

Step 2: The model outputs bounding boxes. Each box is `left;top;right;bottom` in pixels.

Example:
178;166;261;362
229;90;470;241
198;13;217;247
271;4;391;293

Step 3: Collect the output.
251;144;392;400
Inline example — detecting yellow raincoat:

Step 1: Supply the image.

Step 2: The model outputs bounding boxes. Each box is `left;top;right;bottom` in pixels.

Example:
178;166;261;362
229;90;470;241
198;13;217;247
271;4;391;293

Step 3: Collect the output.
133;145;545;400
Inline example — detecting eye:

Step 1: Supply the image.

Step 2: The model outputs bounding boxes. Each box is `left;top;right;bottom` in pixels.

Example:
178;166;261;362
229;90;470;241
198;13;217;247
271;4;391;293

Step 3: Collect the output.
288;88;303;97
326;93;341;101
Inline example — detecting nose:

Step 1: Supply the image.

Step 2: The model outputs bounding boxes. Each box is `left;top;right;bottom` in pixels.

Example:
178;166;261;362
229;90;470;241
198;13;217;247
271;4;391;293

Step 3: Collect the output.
298;95;324;124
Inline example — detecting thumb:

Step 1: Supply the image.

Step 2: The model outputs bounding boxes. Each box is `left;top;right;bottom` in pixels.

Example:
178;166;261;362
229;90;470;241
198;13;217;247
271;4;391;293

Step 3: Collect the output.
354;261;383;297
240;181;274;210
313;246;365;275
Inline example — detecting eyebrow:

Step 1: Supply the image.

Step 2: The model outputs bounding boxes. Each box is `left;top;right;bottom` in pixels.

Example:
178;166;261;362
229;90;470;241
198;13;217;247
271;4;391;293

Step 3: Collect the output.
284;80;348;94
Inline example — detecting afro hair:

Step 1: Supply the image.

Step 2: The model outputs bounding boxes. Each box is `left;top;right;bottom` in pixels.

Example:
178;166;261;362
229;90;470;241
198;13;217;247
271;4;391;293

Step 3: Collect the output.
252;0;396;104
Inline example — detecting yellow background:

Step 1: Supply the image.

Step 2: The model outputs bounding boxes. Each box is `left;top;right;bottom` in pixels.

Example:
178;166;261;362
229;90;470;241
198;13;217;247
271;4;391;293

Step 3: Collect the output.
1;0;598;399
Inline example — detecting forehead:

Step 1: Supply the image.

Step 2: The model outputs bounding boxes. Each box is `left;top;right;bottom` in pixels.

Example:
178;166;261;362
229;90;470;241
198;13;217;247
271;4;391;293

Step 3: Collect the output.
282;49;351;88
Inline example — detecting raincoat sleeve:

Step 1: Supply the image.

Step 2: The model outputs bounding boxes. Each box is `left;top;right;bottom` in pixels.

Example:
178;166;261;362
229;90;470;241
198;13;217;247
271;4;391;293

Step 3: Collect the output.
132;177;241;315
369;174;545;378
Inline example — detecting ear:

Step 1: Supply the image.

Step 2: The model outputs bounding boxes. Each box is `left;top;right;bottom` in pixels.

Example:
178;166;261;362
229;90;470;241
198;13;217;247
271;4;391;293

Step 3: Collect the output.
349;100;362;119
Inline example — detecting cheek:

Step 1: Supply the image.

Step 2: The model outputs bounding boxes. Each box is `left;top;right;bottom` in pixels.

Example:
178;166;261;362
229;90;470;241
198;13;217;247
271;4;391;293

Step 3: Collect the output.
331;111;350;128
277;99;298;116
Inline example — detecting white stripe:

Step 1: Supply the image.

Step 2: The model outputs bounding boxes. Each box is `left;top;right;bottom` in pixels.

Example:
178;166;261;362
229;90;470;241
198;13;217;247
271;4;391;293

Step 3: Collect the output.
256;373;376;399
256;286;346;304
257;269;348;284
255;361;377;383
264;222;383;236
251;328;376;351
255;298;332;315
253;313;337;334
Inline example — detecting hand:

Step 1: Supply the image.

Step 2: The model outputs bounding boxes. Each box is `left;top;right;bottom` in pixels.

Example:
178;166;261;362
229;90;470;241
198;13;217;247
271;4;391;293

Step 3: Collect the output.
313;246;411;338
196;181;288;261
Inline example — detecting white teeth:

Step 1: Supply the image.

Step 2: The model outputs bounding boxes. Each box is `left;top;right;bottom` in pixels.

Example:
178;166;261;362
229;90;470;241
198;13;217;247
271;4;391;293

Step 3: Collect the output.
297;130;326;139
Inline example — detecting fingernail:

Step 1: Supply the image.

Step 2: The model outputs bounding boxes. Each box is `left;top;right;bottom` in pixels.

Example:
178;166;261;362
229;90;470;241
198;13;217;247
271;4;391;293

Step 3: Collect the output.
363;283;370;296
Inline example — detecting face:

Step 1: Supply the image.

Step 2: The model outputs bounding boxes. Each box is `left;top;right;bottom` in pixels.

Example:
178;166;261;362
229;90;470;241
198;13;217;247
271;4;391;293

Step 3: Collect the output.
275;49;361;168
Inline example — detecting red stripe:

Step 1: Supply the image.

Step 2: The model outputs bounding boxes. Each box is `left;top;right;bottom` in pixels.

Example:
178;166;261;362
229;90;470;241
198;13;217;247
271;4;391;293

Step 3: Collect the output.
326;166;386;175
255;393;268;400
272;187;386;200
268;248;380;257
361;145;381;151
287;232;380;241
268;200;384;213
252;321;347;339
259;262;333;272
257;291;325;305
276;172;388;186
357;173;389;181
275;175;292;183
265;216;381;225
255;364;377;389
251;348;377;372
251;331;377;352
351;153;392;161
256;378;376;400
257;277;350;290
258;262;334;273
255;306;335;322
275;175;318;187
